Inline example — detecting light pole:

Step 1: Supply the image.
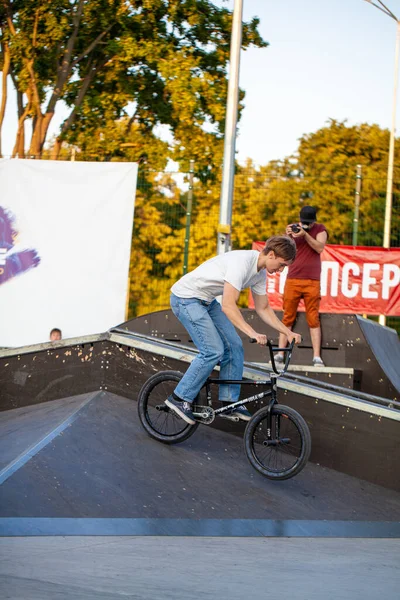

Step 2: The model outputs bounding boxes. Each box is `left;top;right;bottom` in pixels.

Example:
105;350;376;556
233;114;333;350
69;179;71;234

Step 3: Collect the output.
217;0;244;255
183;160;195;275
364;2;399;248
364;1;400;325
353;164;362;245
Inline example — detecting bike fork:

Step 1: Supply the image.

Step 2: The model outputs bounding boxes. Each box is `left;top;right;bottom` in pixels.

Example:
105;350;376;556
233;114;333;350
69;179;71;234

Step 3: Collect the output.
266;375;278;439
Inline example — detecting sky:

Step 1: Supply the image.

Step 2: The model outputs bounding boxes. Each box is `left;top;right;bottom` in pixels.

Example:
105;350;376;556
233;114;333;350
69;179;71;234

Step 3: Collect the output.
229;0;399;165
0;0;398;166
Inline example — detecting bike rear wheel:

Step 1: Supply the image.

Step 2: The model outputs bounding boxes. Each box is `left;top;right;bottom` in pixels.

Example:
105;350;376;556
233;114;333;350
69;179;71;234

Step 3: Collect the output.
244;404;311;480
137;370;199;444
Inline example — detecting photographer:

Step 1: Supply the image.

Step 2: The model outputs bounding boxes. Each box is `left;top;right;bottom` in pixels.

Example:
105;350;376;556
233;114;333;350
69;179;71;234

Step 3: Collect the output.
276;206;328;367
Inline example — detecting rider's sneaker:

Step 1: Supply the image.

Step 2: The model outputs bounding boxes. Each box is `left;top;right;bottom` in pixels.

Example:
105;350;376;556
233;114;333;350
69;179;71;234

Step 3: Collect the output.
312;357;325;367
227;405;252;421
274;353;284;364
165;396;196;425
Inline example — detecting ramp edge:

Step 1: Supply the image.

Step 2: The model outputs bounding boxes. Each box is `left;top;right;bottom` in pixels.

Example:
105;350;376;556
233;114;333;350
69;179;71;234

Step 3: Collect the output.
0;391;104;485
0;518;399;538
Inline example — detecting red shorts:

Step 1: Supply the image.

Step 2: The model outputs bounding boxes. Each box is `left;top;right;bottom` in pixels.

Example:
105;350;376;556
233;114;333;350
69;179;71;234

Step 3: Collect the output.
282;279;321;329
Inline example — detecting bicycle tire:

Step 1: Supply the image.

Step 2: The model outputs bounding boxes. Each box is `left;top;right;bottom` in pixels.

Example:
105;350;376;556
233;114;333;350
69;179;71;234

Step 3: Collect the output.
137;370;199;444
244;404;311;480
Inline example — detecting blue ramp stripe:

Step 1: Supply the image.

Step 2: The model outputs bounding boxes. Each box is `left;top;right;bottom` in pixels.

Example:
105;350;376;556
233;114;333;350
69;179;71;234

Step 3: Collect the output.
0;393;100;485
0;518;400;538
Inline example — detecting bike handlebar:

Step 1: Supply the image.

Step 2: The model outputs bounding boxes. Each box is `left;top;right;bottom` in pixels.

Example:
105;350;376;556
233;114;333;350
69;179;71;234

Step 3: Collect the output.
249;338;295;375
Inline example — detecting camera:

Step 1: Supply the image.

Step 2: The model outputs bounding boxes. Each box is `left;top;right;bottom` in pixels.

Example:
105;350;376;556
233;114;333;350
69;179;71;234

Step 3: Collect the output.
290;224;302;233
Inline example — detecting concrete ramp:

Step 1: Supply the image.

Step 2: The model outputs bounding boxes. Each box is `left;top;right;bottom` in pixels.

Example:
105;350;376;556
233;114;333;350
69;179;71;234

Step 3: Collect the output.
1;390;400;524
0;393;98;484
1;329;400;494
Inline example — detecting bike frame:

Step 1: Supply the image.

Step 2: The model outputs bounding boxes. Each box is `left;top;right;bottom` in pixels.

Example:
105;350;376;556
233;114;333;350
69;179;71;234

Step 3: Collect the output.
205;377;277;434
200;340;295;434
204;377;277;413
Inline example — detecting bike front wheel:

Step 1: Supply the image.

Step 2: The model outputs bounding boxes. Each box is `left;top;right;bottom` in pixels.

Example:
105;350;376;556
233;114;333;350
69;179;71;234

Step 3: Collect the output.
137;370;199;444
244;404;311;480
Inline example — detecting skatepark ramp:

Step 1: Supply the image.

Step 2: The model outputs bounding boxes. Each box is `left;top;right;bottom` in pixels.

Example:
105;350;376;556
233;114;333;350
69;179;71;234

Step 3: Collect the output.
356;315;400;395
0;328;399;497
125;310;400;400
1;326;400;547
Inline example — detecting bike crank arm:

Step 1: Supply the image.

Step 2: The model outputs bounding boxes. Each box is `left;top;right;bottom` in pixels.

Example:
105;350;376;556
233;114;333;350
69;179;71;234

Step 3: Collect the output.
192;405;215;425
218;413;240;422
193;411;212;419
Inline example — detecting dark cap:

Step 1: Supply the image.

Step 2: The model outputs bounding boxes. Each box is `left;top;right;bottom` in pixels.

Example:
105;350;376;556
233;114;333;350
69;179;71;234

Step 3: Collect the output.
300;205;317;224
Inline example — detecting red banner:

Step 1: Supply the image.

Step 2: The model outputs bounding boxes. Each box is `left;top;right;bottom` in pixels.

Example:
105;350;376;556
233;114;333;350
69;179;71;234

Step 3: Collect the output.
251;243;400;316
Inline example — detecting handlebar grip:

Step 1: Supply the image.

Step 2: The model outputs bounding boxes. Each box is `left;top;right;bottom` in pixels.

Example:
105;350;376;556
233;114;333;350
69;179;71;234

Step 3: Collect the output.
250;338;296;350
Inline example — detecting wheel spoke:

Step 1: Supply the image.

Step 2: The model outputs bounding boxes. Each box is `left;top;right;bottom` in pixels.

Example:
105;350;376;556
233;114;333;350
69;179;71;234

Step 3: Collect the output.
251;409;304;474
138;372;197;442
146;382;188;436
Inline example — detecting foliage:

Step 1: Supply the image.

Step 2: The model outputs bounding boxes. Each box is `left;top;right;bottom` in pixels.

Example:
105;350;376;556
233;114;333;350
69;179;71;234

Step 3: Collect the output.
131;119;399;316
230;120;400;247
2;3;398;320
0;0;267;315
0;0;266;161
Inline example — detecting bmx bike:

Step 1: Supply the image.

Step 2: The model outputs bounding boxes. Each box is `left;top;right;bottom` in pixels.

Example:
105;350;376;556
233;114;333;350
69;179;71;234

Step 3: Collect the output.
137;340;311;480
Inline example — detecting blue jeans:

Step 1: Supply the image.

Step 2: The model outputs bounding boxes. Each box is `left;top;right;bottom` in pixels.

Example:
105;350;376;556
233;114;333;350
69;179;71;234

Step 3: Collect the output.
170;293;244;403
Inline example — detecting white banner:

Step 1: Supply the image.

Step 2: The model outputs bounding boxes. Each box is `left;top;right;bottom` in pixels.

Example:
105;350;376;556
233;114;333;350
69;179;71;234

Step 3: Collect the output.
0;159;137;347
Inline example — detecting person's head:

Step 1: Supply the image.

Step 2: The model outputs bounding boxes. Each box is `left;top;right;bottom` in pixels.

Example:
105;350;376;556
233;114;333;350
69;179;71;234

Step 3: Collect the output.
261;235;296;274
299;205;317;228
50;328;62;342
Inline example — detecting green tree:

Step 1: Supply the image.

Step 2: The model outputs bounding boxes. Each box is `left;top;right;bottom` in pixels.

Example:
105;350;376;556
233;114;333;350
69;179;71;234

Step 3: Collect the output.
234;120;400;247
0;0;266;162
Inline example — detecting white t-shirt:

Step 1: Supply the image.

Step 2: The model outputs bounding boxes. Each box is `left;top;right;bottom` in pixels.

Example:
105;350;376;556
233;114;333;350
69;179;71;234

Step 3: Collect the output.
171;250;267;301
